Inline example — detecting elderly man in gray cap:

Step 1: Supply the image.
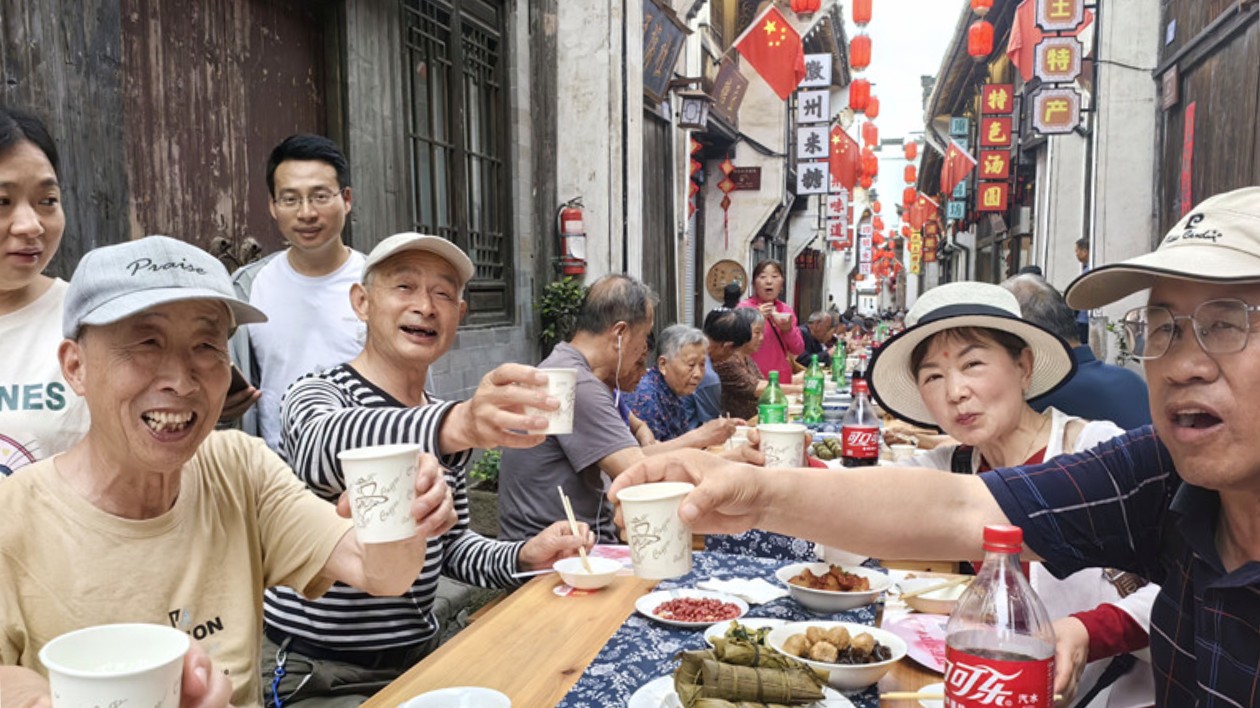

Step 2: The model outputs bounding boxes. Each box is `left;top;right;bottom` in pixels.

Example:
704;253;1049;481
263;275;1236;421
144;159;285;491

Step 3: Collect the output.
0;236;458;708
610;188;1260;707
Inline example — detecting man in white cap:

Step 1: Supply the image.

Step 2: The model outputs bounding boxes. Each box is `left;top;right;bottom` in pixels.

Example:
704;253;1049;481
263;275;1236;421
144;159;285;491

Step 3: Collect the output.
608;187;1260;706
262;233;592;707
0;235;458;708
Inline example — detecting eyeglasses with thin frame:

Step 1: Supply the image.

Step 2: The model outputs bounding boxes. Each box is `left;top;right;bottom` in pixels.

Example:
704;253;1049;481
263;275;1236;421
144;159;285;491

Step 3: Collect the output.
272;189;345;211
1119;298;1260;360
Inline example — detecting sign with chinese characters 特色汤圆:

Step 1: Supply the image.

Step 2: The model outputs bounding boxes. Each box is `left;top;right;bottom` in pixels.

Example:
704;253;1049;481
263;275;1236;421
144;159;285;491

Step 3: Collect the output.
982;84;1015;115
978;150;1011;180
980;117;1013;147
977;182;1009;212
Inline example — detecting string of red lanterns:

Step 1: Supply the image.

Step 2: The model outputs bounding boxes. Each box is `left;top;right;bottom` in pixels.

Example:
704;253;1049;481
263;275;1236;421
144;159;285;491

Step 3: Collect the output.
968;19;994;61
790;0;821;20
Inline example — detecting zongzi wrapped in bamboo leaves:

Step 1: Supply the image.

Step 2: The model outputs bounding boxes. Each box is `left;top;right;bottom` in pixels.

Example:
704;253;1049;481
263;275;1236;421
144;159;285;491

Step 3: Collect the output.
674;646;824;707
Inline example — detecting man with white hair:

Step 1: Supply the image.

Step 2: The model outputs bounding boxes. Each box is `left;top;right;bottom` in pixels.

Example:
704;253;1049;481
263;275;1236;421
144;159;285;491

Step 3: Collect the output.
0;236;457;708
610;187;1260;706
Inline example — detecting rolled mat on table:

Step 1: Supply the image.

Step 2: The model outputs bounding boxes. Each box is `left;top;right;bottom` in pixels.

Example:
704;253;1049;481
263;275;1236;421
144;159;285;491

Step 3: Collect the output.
673;637;825;707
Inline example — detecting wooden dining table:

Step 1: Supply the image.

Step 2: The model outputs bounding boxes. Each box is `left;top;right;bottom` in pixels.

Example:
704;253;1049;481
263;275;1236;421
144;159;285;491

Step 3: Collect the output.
361;570;943;708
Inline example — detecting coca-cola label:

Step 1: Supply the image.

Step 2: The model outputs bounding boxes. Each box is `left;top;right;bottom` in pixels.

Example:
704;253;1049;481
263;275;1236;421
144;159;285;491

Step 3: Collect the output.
842;425;879;459
944;646;1054;707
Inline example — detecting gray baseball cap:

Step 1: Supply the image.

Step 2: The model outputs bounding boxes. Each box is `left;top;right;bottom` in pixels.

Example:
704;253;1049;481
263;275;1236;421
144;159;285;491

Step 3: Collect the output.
63;235;267;339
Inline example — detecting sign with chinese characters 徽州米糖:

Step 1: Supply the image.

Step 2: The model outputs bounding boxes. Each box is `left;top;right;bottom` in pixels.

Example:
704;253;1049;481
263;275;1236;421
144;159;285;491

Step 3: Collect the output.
797;161;830;195
796;126;829;160
800;53;833;89
796;89;830;125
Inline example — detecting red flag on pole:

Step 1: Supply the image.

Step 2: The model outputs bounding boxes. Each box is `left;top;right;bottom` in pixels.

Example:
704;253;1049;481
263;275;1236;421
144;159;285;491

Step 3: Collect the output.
829;126;860;190
734;6;806;100
940;139;977;196
1006;0;1095;82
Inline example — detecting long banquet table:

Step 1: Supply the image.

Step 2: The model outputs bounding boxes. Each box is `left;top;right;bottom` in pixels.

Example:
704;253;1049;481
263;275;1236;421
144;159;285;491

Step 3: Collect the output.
361;552;941;708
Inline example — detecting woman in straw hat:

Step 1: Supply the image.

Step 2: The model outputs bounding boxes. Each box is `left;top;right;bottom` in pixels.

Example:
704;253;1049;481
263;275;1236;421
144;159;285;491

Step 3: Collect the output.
867;281;1155;707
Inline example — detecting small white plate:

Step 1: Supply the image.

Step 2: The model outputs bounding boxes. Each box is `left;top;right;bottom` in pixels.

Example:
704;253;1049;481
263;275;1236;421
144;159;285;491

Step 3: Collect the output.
918;681;945;708
626;675;855;708
703;617;788;646
635;588;749;628
397;686;510;708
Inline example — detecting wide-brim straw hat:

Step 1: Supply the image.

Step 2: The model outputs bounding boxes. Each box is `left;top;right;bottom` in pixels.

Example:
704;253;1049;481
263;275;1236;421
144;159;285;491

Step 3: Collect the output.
867;282;1076;429
1066;186;1260;309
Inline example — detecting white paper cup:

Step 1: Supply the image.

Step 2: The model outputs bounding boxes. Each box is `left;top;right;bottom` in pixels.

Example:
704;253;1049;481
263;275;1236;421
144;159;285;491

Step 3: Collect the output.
890;444;918;461
529;367;578;435
616;482;694;579
40;623;189;708
337;443;421;543
759;423;807;468
725;425;754;450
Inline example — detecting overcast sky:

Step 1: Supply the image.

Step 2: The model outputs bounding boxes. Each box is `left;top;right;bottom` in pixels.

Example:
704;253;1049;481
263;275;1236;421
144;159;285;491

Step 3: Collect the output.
842;0;970;141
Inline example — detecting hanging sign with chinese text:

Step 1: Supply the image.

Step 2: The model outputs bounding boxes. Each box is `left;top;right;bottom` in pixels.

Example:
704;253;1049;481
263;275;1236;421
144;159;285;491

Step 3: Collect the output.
1036;0;1085;33
826;189;849;218
729;167;761;190
711;57;750;125
980;117;1013;147
797;89;831;125
978;150;1011;180
949;117;971;137
953;180;969;199
800;53;833;89
642;0;691;102
797;161;830;194
977;182;1009;212
1032;87;1082;134
1035;37;1083;83
981;84;1015;115
947;201;966;220
797;126;829;160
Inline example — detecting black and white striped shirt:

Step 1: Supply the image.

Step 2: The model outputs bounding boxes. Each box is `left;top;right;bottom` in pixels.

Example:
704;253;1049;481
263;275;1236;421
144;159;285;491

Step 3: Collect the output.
262;364;525;650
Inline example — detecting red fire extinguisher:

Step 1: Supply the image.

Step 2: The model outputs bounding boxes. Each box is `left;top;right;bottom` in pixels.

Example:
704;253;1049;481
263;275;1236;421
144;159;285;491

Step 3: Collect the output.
557;197;587;277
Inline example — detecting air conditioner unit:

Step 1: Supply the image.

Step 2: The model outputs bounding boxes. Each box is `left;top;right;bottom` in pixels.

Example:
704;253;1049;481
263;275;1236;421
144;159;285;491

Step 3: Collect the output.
1013;207;1033;236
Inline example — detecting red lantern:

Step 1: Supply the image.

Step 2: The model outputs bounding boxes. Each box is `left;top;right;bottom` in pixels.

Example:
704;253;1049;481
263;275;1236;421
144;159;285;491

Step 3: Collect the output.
862;121;879;147
903;187;916;208
849;79;871;112
873;216;885;231
970;0;993;16
860;148;878;177
901;224;912;237
872;200;882;214
904;141;918;161
873;233;885;247
865;96;881;120
860;175;873;190
849;34;871;72
968;20;994;61
791;0;821;19
904;165;917;184
852;0;872;27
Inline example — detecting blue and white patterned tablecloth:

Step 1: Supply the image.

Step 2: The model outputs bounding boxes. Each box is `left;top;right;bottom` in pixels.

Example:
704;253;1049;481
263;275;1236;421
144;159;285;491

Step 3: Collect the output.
556;552;883;708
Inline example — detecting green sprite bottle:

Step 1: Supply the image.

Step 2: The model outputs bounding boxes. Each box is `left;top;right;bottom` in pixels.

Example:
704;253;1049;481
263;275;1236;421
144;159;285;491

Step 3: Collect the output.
832;345;847;386
802;354;825;423
758;371;788;424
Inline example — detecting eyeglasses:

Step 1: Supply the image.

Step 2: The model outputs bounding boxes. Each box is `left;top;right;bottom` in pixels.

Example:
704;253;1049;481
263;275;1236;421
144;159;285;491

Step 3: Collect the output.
272;189;344;211
1119;299;1260;360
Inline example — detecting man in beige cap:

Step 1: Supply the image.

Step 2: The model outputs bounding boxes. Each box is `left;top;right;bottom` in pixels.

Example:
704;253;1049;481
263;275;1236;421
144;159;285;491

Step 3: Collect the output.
608;187;1260;707
262;233;591;707
0;235;458;708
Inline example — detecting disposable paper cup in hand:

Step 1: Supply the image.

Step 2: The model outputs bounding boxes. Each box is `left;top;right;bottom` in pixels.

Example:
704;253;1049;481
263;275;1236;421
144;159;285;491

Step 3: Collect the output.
337;443;422;543
529;367;578;435
759;423;807;468
725;425;754;450
40;623;189;708
616;482;694;579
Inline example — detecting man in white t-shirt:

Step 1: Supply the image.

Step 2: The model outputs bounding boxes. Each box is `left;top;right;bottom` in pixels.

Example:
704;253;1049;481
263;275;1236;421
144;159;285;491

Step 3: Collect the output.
227;135;367;453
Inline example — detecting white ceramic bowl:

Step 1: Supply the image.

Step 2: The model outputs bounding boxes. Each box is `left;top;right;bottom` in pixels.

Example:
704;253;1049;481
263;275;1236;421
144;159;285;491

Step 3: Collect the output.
897;577;968;615
554;556;621;590
766;621;907;691
399;687;511;708
774;562;891;614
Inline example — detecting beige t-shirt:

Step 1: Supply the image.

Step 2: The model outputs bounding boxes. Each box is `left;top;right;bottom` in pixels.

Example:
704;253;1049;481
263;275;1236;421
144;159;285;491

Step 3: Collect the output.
0;430;352;707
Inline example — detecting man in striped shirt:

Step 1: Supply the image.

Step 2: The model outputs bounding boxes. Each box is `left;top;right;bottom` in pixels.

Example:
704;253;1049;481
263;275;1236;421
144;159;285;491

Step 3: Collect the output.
262;233;592;707
611;187;1260;706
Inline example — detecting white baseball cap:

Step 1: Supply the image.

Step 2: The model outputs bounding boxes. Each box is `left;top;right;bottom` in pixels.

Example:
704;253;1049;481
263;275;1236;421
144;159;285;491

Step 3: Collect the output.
361;232;475;285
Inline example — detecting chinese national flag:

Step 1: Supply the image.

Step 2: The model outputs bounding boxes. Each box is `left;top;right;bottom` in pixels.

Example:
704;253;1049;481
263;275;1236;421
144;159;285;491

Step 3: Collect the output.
1007;0;1095;82
940;140;977;196
734;6;806;100
908;195;939;231
829;126;860;190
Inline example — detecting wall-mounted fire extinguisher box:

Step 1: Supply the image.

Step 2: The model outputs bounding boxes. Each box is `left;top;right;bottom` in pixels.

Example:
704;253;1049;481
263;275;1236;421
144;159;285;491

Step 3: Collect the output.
558;198;587;277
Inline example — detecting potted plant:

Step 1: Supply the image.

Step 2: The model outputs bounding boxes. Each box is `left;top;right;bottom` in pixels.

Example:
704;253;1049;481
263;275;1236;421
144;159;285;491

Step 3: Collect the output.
467;448;501;538
538;277;587;357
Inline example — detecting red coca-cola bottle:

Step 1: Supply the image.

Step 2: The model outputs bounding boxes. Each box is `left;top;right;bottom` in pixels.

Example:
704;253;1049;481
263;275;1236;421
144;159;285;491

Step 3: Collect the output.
840;375;880;467
945;525;1055;707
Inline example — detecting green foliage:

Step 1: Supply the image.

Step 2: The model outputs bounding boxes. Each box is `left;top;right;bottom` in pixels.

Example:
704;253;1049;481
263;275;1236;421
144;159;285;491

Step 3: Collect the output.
1105;321;1133;366
469;448;501;490
538;277;587;356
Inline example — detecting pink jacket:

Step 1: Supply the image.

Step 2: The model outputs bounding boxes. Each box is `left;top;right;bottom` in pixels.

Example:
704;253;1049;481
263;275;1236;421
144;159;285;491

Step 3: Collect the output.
737;297;804;383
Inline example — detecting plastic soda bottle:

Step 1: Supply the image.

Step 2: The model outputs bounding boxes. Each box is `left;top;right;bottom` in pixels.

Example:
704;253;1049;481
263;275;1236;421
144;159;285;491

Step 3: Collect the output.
758;371;788;424
944;525;1055;707
832;345;847;385
840;375;880;467
802;355;825;423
